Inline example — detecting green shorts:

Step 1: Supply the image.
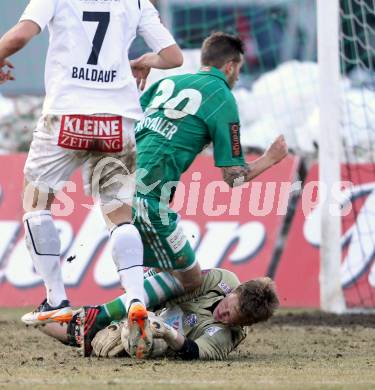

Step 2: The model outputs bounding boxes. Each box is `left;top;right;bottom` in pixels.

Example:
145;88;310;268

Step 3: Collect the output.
133;196;197;271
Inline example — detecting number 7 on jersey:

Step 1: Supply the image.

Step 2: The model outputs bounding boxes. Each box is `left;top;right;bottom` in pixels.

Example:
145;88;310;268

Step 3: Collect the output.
82;12;110;66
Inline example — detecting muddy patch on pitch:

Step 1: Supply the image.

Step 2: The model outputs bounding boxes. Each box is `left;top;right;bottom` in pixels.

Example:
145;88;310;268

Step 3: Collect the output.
269;311;375;328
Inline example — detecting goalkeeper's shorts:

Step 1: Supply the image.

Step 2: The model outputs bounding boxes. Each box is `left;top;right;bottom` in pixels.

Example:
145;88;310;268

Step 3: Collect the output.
133;196;197;272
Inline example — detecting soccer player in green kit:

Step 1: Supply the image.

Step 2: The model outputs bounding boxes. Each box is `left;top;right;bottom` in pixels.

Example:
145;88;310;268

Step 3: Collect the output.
79;32;288;357
133;31;288;283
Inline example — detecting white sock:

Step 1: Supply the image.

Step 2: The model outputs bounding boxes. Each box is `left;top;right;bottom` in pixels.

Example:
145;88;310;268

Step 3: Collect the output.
111;223;144;311
23;210;67;307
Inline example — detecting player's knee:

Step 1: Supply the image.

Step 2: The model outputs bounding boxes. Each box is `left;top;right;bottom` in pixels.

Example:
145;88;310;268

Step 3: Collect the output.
22;181;54;212
102;203;133;229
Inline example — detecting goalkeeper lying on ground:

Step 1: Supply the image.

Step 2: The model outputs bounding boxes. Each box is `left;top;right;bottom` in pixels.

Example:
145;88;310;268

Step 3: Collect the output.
41;268;279;360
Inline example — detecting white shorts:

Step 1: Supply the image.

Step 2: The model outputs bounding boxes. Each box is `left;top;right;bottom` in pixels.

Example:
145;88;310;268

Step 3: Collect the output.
24;114;136;206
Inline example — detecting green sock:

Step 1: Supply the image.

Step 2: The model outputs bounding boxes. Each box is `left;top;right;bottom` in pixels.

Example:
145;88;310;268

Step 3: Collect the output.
96;272;184;325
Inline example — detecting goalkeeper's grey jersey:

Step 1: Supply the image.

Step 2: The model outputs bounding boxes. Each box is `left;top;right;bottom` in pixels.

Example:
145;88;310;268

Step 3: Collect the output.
159;268;247;360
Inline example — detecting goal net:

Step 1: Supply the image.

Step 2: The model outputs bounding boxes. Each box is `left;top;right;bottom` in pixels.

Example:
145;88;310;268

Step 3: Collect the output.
338;0;375;310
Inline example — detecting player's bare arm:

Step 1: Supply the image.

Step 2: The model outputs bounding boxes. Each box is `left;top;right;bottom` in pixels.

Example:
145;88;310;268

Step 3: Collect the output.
133;44;183;70
0;20;40;83
222;135;288;187
131;44;183;90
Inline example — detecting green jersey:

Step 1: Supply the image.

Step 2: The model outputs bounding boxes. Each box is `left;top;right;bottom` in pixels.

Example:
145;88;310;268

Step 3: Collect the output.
135;66;245;202
159;268;247;360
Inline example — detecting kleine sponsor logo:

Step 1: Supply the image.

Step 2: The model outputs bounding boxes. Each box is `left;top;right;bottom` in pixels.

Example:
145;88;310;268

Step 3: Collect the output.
58;115;123;152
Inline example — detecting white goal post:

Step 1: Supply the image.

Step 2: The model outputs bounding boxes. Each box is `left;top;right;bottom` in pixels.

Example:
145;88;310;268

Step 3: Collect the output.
318;0;375;313
317;0;346;313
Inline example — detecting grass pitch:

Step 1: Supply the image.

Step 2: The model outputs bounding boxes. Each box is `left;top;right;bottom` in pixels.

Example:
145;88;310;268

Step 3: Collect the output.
1;308;375;389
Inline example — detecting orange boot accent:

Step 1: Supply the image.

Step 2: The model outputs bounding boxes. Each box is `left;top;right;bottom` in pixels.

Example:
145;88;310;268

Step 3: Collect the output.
128;303;152;359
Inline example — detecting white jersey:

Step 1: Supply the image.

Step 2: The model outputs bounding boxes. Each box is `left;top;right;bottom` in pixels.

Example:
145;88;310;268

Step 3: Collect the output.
20;0;176;119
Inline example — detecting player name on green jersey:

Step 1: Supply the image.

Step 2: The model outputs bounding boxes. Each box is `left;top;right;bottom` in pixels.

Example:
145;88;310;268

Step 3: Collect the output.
135;116;178;140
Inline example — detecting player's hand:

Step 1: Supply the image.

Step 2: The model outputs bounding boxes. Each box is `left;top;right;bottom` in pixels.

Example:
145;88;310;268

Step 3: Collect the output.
91;322;126;358
149;313;178;343
121;318;169;358
265;135;288;165
0;59;15;84
130;54;152;91
149;314;168;339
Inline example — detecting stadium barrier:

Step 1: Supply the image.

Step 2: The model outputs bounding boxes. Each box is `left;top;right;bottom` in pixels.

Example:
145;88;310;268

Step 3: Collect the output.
2;154;374;308
0;153;299;307
276;164;375;309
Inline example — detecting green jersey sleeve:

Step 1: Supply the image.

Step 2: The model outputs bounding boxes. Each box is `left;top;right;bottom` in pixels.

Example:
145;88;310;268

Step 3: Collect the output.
195;324;246;360
207;92;245;167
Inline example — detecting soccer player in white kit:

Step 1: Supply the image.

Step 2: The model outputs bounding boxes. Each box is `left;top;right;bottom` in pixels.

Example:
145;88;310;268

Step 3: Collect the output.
0;0;183;358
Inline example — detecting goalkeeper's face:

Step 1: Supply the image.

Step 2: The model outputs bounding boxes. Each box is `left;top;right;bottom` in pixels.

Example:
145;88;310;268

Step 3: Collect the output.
213;293;244;326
